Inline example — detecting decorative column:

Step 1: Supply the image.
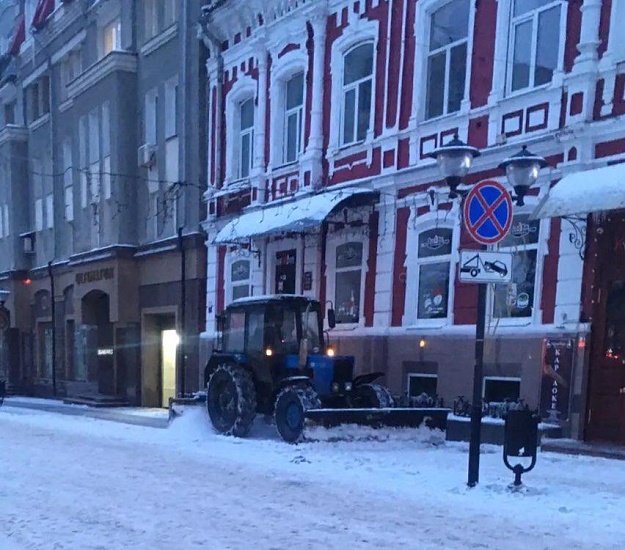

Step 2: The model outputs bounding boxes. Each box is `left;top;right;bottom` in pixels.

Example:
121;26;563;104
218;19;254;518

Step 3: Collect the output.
251;42;268;204
574;0;602;73
301;6;327;188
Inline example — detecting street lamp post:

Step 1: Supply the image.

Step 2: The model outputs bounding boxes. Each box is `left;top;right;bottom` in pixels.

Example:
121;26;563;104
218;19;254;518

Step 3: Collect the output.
430;138;546;487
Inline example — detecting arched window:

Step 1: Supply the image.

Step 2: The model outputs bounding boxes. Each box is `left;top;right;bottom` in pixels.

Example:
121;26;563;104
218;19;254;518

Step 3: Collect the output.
415;228;453;320
230;259;251;302
238;98;255;178
283;71;305;164
341;43;374;146
425;0;470;119
334;241;364;324
508;0;563;93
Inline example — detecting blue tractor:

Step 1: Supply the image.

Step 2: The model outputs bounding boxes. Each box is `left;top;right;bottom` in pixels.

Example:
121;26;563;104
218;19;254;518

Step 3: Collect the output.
204;295;396;442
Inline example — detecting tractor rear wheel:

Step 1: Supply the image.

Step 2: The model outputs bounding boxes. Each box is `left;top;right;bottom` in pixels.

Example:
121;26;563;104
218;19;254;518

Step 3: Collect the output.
207;364;256;438
352;383;395;409
274;385;319;443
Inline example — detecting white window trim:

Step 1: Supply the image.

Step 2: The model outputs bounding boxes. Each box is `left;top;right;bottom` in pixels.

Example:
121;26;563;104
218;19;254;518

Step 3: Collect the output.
238;99;255;180
269;49;308;170
403;206;460;328
327;17;379;159
225;253;253;306
325;232;370;330
486;196;550;328
490;0;567;104
225;74;256;186
412;0;476;124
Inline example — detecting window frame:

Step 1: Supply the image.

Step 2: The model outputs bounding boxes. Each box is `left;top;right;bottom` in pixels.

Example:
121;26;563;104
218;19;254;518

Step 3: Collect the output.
424;0;472;120
488;201;550;326
482;376;521;403
340;42;375;147
403;208;460;328
325;233;370;329
224;74;256;185
506;0;564;95
327;18;380;158
101;17;122;58
238;97;255;180
226;254;253;306
283;71;305;165
412;0;476;124
407;373;438;398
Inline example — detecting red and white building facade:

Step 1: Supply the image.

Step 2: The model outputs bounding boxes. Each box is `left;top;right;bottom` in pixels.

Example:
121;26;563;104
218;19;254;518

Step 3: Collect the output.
200;0;625;444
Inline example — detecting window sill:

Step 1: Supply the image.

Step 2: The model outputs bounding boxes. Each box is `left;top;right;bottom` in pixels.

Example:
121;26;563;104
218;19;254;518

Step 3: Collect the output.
405;322;448;331
328;323;362;332
28;114;51;132
59;98;73;113
140;23;178;57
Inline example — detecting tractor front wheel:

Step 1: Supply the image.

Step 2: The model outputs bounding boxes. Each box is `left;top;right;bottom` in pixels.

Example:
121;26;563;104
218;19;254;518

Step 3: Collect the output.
274;385;319;443
207;364;257;438
352;383;395;409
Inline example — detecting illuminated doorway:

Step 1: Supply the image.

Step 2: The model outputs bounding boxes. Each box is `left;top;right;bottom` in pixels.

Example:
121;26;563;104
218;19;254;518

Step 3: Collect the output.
161;330;178;408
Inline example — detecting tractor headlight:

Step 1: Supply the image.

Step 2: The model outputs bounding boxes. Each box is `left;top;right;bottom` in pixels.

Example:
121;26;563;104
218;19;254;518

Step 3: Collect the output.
332;382;340;393
345;382;352;392
265;348;273;357
327;347;335;357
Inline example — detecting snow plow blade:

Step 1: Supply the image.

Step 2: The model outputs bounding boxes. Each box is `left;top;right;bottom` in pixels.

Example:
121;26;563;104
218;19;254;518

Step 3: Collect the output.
168;393;206;422
305;407;450;431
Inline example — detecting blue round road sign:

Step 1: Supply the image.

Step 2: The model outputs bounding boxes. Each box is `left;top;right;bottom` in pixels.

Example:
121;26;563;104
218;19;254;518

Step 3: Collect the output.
463;179;513;245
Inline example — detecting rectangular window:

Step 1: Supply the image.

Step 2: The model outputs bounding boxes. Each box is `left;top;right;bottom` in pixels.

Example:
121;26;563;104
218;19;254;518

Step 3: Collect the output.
0;207;3;238
4;102;15;125
239;98;254;179
246;309;264;352
102;18;121;57
45;194;53;229
88;108;100;164
3;204;8;236
27;78;49;123
408;374;438;397
416;228;453;320
79;115;88;208
342;43;374;145
165;78;178;139
144;0;158;40
102;156;111;200
89;161;100;204
493;215;540;318
102;101;111;157
231;259;251;302
164;0;178;28
64;187;74;222
510;0;562;93
35;198;43;231
426;0;469;119
284;72;304;164
483;377;521;403
145;88;158;144
335;242;363;324
61;50;81;101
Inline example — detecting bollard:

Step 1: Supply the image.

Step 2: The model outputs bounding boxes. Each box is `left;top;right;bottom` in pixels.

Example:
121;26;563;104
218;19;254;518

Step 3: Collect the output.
503;408;539;487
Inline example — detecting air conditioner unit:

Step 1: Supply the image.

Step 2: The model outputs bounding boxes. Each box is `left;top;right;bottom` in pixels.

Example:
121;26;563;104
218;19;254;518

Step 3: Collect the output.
138;143;157;168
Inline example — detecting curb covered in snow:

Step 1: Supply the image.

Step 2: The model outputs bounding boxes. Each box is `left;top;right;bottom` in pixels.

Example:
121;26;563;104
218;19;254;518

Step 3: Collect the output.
1;397;170;429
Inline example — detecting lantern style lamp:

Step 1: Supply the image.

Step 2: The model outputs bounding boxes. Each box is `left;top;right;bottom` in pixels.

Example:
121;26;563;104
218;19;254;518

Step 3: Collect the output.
428;134;481;199
499;146;548;206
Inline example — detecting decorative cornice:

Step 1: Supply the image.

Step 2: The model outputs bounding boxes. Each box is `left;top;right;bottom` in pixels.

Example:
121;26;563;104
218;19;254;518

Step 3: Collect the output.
0;125;28;145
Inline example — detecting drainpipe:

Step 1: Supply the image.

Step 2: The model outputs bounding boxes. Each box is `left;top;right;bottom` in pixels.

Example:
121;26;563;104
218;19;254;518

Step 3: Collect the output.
47;261;56;396
177;226;186;397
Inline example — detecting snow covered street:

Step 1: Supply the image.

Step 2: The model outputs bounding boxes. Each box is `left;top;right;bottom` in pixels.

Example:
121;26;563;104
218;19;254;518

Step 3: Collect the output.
1;406;624;550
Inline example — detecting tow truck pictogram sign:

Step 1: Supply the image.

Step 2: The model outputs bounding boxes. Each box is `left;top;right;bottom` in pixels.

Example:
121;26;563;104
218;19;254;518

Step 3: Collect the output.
459;250;513;284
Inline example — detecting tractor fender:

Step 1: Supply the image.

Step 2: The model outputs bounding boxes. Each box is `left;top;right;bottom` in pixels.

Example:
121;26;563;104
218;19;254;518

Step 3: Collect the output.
204;352;249;387
352;372;385;387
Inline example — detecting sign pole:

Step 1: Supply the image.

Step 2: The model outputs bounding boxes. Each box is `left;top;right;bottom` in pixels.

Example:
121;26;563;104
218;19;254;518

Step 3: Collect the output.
468;280;487;487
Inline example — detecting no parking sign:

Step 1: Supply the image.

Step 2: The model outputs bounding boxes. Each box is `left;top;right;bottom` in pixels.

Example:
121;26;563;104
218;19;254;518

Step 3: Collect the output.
463;180;513;245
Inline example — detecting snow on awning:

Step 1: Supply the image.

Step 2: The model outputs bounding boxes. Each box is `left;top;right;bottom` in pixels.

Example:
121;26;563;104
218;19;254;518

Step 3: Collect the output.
213;188;378;244
533;163;625;219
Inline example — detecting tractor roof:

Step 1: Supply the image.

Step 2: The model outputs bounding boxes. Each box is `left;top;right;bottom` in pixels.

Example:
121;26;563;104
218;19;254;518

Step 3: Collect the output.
228;294;317;308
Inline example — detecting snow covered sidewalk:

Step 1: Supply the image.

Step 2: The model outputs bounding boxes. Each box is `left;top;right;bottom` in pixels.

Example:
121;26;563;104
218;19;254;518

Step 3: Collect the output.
1;406;624;549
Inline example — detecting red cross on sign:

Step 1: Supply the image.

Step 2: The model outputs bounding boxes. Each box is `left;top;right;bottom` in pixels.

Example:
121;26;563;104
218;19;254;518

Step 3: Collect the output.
463;179;513;245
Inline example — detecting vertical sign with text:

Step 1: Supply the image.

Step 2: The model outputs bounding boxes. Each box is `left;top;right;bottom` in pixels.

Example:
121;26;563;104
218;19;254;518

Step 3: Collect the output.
540;338;575;423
